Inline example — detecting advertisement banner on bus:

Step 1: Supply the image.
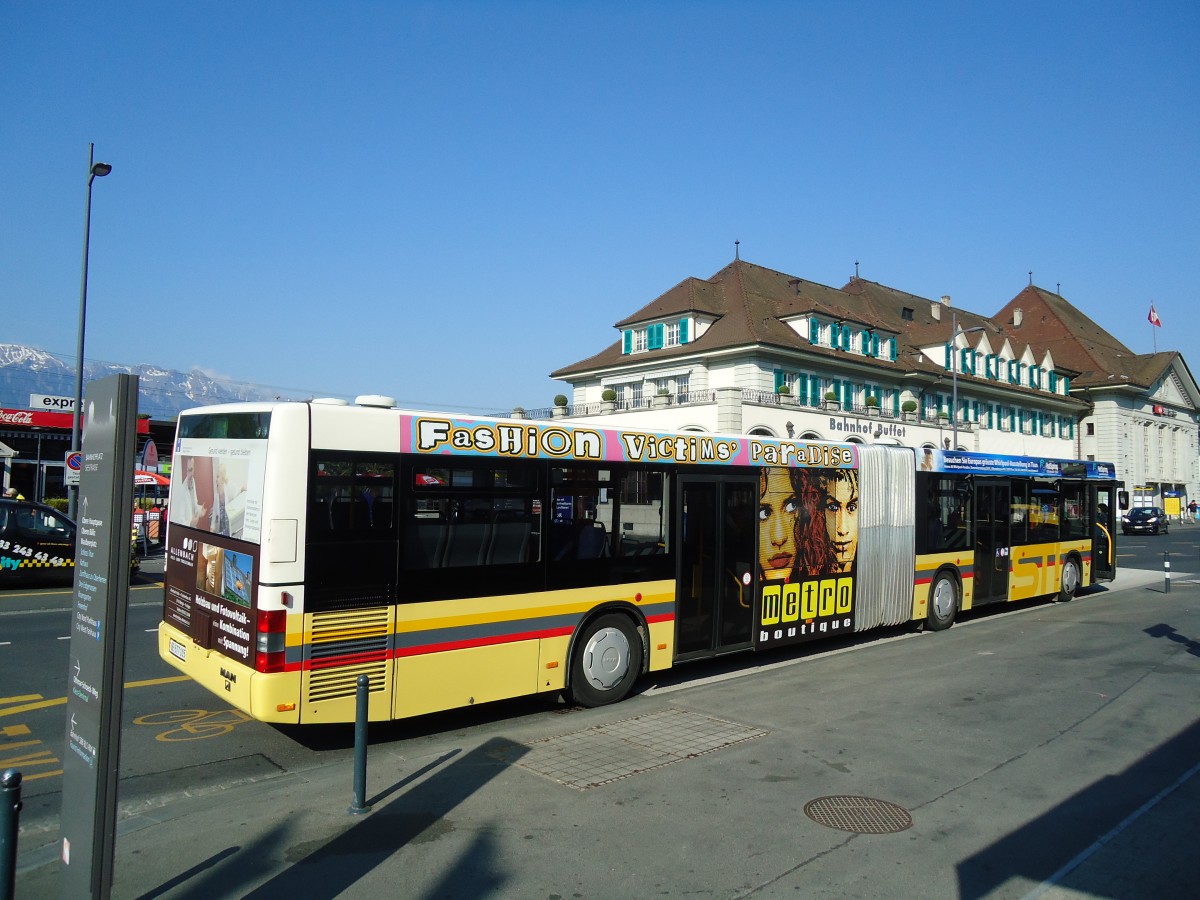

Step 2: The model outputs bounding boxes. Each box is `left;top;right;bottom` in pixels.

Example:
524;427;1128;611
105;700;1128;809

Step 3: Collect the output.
163;524;259;665
405;415;857;470
168;438;269;543
920;449;1116;480
755;465;857;650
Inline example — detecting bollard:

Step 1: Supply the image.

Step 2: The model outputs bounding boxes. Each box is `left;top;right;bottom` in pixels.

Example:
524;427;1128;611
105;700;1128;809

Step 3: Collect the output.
1;769;22;900
349;674;372;815
1164;550;1171;594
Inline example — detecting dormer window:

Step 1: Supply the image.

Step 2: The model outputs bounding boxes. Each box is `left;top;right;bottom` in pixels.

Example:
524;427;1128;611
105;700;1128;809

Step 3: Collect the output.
902;307;914;321
622;318;692;355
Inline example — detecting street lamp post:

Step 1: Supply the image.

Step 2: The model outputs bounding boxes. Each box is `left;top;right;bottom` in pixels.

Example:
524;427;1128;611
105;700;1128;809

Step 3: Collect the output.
950;311;985;451
69;143;112;521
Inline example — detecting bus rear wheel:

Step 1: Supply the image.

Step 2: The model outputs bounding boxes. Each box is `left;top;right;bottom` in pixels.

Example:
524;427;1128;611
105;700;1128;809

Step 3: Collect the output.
568;613;643;708
1058;556;1081;602
926;572;958;631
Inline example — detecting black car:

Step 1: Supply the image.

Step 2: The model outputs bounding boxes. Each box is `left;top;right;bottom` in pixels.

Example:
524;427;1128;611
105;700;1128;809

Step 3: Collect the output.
0;498;78;585
1121;506;1169;535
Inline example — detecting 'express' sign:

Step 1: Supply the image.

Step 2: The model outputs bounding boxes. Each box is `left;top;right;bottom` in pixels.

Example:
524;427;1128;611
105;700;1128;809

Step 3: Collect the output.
30;393;76;411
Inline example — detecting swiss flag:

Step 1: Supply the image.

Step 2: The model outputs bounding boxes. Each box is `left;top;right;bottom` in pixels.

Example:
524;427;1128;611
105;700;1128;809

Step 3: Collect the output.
1148;305;1162;327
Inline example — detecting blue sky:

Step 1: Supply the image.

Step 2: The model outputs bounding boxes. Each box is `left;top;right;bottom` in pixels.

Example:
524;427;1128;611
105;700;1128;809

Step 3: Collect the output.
3;1;1197;413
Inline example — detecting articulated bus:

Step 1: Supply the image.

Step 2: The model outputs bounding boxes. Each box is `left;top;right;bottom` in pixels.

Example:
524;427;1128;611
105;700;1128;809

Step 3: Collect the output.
158;397;1120;725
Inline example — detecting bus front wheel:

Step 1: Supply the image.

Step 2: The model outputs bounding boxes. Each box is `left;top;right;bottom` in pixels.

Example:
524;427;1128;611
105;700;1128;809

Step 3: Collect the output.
1058;556;1081;602
926;572;959;631
568;613;643;708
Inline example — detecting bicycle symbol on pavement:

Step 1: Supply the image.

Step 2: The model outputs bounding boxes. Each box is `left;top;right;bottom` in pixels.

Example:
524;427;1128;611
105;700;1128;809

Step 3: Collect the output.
133;708;253;741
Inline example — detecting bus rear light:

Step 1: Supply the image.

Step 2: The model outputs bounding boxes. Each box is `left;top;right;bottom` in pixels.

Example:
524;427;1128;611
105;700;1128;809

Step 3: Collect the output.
256;609;287;673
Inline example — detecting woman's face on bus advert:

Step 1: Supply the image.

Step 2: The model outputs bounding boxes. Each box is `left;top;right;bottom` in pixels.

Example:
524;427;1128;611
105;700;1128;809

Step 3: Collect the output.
758;468;798;580
823;472;859;572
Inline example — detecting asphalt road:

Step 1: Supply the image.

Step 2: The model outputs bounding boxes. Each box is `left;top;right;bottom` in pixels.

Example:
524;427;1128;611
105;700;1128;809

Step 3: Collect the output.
4;531;1200;897
9;563;1200;898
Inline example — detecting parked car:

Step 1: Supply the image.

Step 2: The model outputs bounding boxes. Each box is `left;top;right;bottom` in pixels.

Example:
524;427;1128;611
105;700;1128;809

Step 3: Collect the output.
0;498;140;587
1121;506;1169;535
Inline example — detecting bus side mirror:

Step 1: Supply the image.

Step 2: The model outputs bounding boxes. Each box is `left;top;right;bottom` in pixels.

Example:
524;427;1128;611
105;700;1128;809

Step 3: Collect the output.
1118;490;1129;511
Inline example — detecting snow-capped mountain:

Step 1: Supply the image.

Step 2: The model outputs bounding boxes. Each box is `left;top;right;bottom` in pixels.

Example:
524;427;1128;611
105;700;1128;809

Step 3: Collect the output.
0;344;291;420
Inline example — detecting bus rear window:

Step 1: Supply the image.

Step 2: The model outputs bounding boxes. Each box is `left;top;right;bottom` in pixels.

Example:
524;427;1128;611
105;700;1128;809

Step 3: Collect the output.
179;412;271;440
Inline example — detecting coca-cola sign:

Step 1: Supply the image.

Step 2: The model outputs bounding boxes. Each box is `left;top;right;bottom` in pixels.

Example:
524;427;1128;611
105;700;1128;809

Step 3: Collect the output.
0;407;73;428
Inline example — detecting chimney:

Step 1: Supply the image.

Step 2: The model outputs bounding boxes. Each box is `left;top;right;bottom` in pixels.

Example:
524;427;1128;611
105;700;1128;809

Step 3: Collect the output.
931;301;942;321
941;294;951;306
1013;308;1024;328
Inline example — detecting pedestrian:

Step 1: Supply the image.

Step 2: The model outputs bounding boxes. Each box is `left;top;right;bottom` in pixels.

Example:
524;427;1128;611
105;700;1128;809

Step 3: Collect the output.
1190;499;1198;523
3;487;24;500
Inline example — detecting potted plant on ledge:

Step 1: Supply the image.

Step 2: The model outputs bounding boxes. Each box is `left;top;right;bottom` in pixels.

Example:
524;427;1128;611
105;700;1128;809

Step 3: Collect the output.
601;388;617;413
823;390;840;411
901;399;918;422
776;384;793;406
552;394;569;418
864;395;880;416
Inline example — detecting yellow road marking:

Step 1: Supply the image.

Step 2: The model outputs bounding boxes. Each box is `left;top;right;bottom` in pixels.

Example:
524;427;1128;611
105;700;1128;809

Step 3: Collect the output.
24;769;65;781
0;740;41;752
0;675;190;718
0;694;42;705
0;747;58;768
0;697;65;717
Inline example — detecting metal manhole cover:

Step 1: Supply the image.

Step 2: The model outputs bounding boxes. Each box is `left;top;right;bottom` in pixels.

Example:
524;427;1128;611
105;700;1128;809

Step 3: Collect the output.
804;795;913;834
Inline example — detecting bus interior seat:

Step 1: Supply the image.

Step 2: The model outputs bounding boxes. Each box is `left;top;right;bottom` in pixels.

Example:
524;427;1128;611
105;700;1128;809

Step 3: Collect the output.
406;521;448;569
487;521;532;564
444;523;492;567
576;521;608;559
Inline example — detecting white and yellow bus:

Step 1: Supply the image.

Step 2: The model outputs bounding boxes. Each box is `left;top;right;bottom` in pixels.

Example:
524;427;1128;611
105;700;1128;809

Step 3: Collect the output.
158;397;1120;725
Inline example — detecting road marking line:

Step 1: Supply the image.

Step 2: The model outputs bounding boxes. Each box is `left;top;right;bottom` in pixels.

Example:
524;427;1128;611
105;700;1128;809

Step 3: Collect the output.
0;694;43;705
0;676;189;717
24;768;64;781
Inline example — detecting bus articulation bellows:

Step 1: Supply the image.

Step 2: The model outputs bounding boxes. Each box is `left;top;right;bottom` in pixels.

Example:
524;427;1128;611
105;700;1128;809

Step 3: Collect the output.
158;397;1120;725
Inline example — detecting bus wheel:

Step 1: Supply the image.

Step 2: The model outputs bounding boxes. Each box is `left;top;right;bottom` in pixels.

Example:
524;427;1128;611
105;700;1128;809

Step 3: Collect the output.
926;572;958;631
1058;557;1081;602
568;614;643;708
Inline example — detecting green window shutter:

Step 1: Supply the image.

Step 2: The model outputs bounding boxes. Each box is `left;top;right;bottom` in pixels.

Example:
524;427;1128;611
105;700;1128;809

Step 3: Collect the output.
888;337;896;360
623;330;633;354
679;318;689;344
1063;376;1070;393
1069;420;1075;439
797;373;808;400
809;319;820;344
861;331;870;354
774;369;786;391
809;377;820;406
987;404;994;428
971;400;979;422
843;381;853;407
648;323;663;350
842;328;851;351
891;390;900;416
1049;371;1057;392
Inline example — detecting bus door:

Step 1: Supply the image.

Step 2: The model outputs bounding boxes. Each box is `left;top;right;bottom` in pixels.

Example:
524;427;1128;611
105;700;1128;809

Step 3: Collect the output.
974;481;1011;603
1091;483;1118;581
676;476;756;657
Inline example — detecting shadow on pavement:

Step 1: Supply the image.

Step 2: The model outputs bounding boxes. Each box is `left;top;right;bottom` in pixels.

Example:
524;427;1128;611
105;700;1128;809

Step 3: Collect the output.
132;737;526;899
957;718;1200;898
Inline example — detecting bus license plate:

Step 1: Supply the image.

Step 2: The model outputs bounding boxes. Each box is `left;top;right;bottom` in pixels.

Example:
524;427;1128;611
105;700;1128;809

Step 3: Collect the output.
169;638;187;662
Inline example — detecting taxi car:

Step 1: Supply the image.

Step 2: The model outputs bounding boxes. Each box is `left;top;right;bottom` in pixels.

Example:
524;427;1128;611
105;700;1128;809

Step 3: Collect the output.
0;498;140;586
